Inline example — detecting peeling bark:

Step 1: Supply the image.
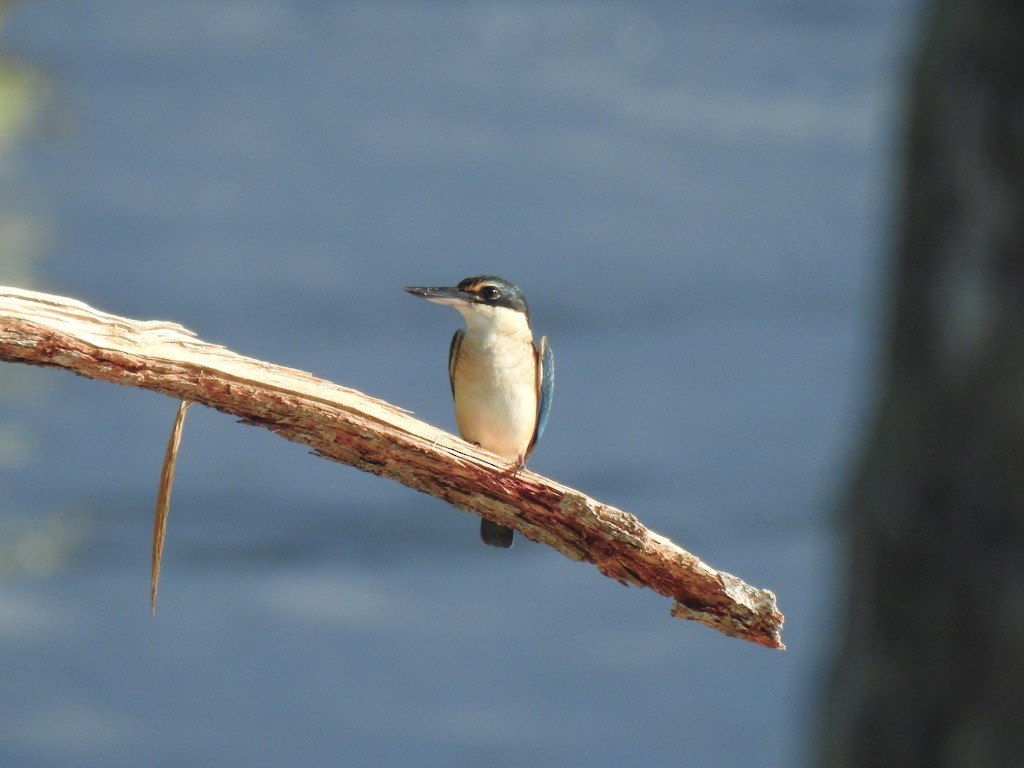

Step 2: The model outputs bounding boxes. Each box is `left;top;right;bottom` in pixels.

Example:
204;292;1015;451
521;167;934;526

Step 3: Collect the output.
0;285;784;648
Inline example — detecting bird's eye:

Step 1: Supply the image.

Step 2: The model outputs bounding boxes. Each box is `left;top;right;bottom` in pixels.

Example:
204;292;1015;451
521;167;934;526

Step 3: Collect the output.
481;286;500;301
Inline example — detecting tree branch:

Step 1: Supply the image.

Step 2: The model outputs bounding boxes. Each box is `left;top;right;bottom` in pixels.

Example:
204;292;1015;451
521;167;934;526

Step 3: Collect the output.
0;285;784;649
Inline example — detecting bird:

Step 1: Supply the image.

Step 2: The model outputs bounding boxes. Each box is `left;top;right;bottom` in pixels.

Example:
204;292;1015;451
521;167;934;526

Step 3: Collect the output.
404;275;554;548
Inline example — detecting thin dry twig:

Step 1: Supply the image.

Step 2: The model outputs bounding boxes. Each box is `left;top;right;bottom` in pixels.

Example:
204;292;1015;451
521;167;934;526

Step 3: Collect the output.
151;399;192;615
0;285;784;649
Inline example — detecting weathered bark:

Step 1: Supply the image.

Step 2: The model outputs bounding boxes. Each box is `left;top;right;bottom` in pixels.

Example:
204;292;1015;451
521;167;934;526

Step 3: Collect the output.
0;285;784;648
820;0;1024;763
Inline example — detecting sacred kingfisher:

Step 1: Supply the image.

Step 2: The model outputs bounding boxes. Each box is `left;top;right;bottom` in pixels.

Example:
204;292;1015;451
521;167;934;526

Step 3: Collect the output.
404;275;554;548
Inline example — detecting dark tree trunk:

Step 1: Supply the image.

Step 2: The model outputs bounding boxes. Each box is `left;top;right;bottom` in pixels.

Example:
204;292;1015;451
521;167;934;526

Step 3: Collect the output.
819;0;1024;766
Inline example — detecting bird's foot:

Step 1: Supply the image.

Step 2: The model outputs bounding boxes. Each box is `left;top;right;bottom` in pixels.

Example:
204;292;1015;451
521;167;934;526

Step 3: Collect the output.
508;454;527;479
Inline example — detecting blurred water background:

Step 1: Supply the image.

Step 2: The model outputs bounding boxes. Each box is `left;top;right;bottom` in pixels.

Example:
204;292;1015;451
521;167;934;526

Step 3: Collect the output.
0;2;918;766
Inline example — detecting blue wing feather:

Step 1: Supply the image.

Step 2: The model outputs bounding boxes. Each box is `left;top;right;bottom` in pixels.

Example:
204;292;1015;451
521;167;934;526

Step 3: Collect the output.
528;336;554;455
447;329;464;400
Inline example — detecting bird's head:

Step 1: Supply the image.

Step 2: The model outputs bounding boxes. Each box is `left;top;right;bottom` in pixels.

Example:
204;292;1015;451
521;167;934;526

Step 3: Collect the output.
404;275;532;335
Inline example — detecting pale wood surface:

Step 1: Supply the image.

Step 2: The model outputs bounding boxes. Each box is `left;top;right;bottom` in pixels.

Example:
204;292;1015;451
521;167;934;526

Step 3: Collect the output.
0;285;784;649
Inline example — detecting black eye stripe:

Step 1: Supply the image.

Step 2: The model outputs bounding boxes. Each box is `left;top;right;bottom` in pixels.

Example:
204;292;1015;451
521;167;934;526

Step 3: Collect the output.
455;275;529;316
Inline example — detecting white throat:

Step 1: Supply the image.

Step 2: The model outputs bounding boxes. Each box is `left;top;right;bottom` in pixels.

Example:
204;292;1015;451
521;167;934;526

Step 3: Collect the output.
456;304;533;343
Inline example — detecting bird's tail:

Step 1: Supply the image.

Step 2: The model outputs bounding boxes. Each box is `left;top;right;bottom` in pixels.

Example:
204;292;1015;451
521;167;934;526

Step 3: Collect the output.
480;519;514;548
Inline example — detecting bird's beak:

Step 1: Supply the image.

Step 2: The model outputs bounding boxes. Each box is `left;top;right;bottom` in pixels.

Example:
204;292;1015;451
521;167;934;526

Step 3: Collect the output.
403;285;471;307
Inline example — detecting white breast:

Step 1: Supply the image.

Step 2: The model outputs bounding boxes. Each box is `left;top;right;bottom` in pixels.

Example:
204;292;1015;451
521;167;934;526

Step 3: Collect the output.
452;306;538;461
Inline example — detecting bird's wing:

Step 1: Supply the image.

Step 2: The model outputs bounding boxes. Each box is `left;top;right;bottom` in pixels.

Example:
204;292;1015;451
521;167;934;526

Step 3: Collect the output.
527;335;554;456
447;329;465;400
